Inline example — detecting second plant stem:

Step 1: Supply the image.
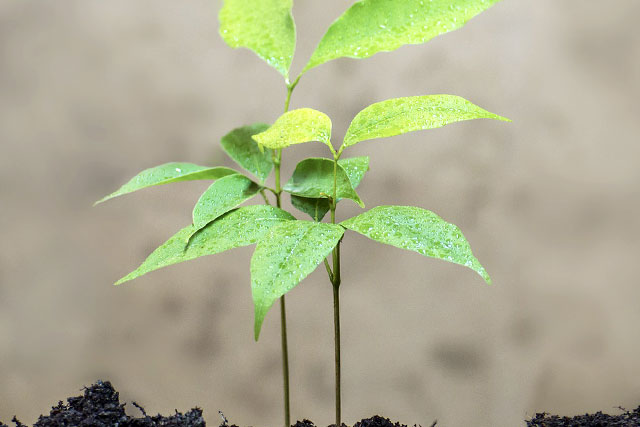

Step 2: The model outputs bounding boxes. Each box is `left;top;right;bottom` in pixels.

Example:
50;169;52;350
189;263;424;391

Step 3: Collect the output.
277;79;297;427
330;154;342;427
274;146;290;427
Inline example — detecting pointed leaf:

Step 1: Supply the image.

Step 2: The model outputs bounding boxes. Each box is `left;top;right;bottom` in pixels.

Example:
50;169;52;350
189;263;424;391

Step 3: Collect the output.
342;95;510;149
219;0;296;78
192;174;261;232
341;205;491;283
251;220;344;339
252;108;332;150
283;158;364;207
115;206;295;285
220;123;273;182
290;156;369;221
95;163;238;205
304;0;502;72
338;156;370;189
290;195;331;222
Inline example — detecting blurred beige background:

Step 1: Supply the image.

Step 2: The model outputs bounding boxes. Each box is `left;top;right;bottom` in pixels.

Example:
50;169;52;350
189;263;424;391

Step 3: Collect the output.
1;1;640;426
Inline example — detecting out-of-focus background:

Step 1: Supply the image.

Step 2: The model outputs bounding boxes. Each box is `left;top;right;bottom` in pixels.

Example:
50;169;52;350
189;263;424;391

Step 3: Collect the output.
1;1;639;426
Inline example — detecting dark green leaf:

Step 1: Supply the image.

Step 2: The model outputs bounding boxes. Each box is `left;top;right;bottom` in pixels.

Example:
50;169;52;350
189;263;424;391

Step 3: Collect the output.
342;95;510;149
290;195;331;222
219;0;296;79
192;174;261;232
251;220;344;339
304;0;502;72
283;158;364;207
95;163;237;205
289;156;369;221
115;206;295;285
341;205;490;283
220;123;273;182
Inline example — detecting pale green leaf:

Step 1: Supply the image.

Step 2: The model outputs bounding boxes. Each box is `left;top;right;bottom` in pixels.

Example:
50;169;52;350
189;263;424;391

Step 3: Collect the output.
341;205;491;283
95;163;238;205
220;123;273;182
219;0;296;78
342;95;510;149
338;156;370;188
252;108;332;150
115;206;295;285
290;156;369;221
251;220;344;339
192;174;261;232
304;0;502;72
290;195;331;222
283;158;364;207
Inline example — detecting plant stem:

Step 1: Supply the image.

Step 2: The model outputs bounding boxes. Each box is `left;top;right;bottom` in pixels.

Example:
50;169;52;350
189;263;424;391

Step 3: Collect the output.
330;153;342;427
274;146;290;427
332;275;341;427
259;189;271;205
277;79;297;427
280;292;290;427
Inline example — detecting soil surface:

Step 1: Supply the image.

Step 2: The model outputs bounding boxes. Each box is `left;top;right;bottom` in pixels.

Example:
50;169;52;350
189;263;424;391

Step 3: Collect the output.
2;381;639;427
527;407;640;426
0;381;205;427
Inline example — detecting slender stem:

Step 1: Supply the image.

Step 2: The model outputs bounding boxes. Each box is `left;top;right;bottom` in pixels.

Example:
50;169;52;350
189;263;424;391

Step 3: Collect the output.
277;80;297;427
280;294;290;427
324;258;334;281
259;189;271;205
275;148;289;427
274;146;290;427
274;150;282;207
329;153;342;427
332;277;341;427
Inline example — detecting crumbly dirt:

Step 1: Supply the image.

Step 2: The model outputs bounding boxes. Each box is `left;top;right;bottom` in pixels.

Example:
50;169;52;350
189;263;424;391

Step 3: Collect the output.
1;381;205;427
3;381;640;427
527;406;640;426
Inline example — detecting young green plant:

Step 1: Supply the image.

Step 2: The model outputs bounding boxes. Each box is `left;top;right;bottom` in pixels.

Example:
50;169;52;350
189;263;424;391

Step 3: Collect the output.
96;0;509;426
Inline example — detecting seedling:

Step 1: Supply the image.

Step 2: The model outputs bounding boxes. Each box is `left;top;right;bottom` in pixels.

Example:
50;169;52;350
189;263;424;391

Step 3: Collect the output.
96;1;509;426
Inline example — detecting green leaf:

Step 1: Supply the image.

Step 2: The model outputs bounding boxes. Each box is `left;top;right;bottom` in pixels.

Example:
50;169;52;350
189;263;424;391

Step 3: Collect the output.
219;0;296;79
115;206;295;285
342;95;510;149
283;158;364;207
338;156;370;189
192;174;261;232
341;205;491;284
290;195;331;222
251;220;344;339
303;0;502;72
252;108;332;150
95;163;238;205
289;156;369;221
220;123;273;182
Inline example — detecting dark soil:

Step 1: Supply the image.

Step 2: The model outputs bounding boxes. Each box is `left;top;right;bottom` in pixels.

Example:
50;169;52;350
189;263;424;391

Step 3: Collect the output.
1;380;204;427
2;380;639;427
527;407;640;426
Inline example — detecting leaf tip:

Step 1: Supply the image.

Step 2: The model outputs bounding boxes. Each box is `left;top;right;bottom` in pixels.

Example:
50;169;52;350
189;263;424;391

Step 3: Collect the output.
478;267;492;285
253;314;264;342
93;195;111;206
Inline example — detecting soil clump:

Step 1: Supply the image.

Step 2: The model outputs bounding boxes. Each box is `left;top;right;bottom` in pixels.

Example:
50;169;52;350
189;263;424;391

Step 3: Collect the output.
527;406;640;426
